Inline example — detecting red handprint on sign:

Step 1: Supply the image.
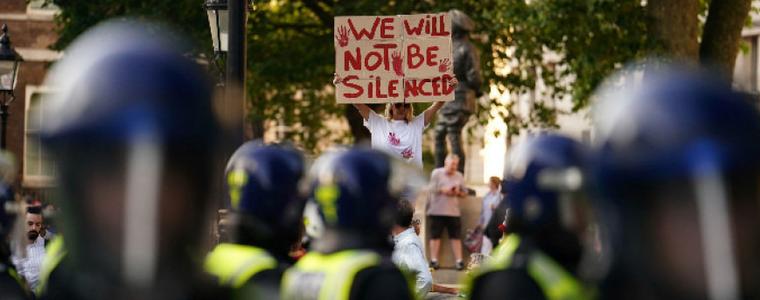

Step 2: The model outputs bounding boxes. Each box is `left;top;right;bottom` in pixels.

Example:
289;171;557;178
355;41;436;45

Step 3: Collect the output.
333;73;343;85
392;51;404;76
438;58;451;73
335;26;349;47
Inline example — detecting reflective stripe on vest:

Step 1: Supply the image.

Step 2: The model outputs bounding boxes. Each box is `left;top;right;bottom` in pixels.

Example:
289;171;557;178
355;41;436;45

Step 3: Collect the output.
281;250;381;300
527;252;590;300
36;235;66;296
204;243;278;288
461;234;521;298
463;234;592;300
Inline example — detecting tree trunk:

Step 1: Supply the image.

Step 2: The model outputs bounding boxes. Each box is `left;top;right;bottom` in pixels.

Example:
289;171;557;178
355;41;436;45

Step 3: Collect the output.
647;0;700;62
345;105;371;144
700;0;753;80
247;117;266;140
345;104;385;144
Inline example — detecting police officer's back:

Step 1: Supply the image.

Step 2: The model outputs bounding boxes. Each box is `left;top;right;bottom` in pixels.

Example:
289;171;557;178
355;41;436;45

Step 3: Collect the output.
467;135;595;300
591;66;760;299
35;20;227;300
205;142;306;298
0;152;29;300
281;149;413;300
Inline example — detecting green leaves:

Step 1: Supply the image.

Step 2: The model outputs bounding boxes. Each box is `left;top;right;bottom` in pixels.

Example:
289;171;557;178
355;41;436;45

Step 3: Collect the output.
479;0;652;130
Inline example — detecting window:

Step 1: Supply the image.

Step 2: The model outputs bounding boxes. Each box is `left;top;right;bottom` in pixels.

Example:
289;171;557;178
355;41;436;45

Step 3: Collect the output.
27;0;60;13
23;86;56;187
26;0;60;20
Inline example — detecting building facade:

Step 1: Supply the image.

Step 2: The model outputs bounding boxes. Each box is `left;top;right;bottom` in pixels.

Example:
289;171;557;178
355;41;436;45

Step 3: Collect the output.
0;0;60;202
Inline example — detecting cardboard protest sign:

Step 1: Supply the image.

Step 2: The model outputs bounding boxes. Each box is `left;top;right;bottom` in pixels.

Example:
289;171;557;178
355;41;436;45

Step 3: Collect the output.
335;13;454;103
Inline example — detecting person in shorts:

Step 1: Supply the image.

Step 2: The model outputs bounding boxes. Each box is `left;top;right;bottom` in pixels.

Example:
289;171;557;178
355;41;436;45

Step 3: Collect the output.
427;154;467;270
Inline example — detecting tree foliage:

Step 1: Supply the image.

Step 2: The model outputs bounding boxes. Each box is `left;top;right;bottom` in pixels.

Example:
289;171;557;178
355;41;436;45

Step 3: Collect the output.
474;0;653;134
49;0;754;151
50;0;211;54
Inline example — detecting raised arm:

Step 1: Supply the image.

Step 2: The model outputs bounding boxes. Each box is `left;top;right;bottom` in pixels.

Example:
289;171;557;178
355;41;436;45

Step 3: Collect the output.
353;103;371;120
423;78;458;126
423;101;445;127
335;73;371;120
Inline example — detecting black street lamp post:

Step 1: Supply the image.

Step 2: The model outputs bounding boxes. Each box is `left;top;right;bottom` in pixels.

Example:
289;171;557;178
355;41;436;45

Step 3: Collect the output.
203;0;249;141
204;0;229;54
204;0;250;210
0;24;23;150
203;0;228;86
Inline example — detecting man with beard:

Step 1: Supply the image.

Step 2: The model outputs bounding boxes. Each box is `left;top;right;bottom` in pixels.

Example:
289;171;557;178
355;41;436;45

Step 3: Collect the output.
12;206;46;292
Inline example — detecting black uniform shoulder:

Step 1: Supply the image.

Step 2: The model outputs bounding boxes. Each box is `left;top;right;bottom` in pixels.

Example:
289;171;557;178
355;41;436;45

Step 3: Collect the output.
39;256;78;300
470;238;548;300
349;260;412;300
470;268;545;300
42;257;233;300
0;270;28;300
248;267;284;287
238;266;285;299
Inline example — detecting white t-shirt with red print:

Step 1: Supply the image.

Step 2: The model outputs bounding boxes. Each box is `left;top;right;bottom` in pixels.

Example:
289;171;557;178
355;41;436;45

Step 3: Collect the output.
364;110;426;167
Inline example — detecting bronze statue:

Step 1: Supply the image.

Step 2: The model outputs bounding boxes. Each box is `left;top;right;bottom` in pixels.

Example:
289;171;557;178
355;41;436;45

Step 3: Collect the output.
435;10;482;172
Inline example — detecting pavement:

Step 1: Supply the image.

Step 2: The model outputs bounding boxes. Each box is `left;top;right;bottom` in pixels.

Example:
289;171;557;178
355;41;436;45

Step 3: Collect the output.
426;292;461;299
426;269;465;299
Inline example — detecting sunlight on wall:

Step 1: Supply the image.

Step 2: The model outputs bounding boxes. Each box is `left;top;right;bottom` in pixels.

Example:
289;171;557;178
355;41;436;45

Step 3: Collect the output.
480;85;510;183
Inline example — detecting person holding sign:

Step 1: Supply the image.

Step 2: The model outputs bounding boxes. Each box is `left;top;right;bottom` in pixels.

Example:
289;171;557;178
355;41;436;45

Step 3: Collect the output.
334;75;456;167
333;13;459;168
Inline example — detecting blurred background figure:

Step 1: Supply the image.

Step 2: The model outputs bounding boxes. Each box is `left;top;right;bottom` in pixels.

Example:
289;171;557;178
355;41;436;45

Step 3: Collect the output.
391;199;432;299
281;149;413;300
476;176;502;255
465;134;596;300
591;66;760;300
36;20;224;299
11;205;46;293
427;154;468;270
0;151;30;299
205;142;306;299
482;179;512;254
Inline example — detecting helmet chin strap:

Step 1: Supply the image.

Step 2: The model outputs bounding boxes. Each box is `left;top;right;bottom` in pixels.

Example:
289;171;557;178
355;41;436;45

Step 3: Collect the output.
693;158;739;300
123;130;163;288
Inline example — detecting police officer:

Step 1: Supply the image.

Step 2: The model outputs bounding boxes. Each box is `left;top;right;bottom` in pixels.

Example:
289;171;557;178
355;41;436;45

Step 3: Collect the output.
36;20;225;299
591;66;760;299
0;152;29;299
466;134;595;300
281;148;413;300
205;142;306;298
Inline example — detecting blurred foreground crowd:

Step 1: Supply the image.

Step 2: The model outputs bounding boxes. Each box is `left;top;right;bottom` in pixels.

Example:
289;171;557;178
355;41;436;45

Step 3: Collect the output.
0;20;759;300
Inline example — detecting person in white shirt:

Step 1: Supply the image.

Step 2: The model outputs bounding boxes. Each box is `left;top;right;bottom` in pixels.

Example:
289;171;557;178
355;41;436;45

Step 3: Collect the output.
391;200;432;299
334;75;456;167
392;200;460;298
12;206;46;292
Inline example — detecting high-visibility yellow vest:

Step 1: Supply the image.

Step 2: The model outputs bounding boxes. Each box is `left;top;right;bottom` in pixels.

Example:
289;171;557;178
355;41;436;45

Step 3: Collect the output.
204;243;278;289
280;250;386;300
463;234;594;300
36;235;66;296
